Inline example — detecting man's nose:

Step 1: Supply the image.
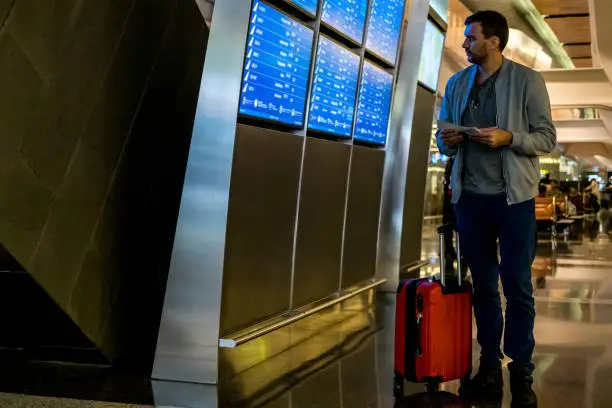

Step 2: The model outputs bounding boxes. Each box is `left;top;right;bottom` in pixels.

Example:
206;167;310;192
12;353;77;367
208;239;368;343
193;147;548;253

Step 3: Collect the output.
462;39;469;49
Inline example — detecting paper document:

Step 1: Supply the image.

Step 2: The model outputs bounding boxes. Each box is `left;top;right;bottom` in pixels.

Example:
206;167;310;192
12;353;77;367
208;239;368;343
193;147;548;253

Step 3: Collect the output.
437;120;481;136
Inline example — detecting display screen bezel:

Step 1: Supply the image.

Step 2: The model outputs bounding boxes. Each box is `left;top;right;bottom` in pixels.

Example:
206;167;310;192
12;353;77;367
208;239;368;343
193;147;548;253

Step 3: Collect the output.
320;0;368;46
352;60;395;147
416;17;445;93
307;34;362;138
237;0;316;129
283;0;320;18
364;0;407;67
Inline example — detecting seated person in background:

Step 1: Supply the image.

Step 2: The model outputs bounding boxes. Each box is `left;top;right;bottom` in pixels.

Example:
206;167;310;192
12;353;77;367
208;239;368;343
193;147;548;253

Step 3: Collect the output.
535;186;556;220
568;187;584;214
585;179;601;201
546;180;563;197
587;191;601;214
602;182;612;209
601;200;612;236
559;197;576;217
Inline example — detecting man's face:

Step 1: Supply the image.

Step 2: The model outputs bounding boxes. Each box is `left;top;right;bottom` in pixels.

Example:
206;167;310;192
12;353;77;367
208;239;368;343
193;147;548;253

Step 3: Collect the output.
463;22;497;65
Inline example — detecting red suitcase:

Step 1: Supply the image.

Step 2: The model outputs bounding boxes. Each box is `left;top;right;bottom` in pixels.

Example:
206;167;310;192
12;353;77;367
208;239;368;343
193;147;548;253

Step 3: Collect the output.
394;226;472;398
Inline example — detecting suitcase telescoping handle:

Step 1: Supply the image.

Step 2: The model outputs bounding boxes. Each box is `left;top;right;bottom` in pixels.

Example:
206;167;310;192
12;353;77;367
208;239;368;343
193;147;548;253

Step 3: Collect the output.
438;224;463;288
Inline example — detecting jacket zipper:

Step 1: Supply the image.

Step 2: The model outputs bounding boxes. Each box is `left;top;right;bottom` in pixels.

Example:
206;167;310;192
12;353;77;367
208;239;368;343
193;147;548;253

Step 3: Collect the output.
494;81;512;206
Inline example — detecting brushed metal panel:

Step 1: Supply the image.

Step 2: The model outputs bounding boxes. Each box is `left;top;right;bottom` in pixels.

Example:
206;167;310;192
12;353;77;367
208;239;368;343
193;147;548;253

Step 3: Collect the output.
152;0;251;384
219;291;374;407
220;125;303;335
342;147;385;288
293;138;351;307
153;380;218;408
400;86;436;266
376;0;432;292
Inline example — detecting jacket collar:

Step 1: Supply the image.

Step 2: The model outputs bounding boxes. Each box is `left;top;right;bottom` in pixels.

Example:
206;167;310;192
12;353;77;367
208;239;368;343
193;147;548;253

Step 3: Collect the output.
468;56;509;84
460;57;509;118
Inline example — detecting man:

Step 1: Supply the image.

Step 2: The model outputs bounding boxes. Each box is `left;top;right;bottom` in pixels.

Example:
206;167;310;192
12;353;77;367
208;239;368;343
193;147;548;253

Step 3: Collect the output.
436;10;556;408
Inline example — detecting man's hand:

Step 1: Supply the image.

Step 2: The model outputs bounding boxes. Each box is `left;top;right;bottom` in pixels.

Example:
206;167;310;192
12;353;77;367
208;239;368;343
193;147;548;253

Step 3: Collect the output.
472;128;513;148
440;129;464;148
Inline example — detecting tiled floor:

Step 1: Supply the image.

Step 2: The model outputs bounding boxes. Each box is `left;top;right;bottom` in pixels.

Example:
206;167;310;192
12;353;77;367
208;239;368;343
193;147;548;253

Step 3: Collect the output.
0;393;149;408
2;219;612;407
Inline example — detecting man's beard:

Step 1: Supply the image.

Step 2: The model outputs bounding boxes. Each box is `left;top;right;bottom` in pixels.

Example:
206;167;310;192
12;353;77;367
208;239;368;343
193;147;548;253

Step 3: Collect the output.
467;52;487;65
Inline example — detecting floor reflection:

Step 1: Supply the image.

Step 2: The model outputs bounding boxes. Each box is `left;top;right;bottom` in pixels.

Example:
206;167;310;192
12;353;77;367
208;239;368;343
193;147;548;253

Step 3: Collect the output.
149;220;612;407
206;221;612;408
3;219;612;407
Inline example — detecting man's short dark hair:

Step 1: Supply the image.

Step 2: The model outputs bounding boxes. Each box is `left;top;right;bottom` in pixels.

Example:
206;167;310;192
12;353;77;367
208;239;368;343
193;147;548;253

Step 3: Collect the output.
465;10;510;51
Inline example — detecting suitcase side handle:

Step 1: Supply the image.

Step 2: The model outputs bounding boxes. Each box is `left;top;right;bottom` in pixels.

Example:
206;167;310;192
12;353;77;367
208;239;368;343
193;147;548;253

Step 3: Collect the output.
415;313;423;357
438;224;463;288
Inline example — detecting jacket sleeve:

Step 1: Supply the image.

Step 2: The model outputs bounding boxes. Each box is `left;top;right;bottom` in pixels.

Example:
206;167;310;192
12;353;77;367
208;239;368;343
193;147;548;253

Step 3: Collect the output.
509;72;557;156
436;80;458;157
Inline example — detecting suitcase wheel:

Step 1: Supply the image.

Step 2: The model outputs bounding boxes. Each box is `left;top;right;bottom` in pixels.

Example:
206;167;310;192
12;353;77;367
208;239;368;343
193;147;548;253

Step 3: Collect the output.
425;378;441;394
460;367;473;387
393;373;404;399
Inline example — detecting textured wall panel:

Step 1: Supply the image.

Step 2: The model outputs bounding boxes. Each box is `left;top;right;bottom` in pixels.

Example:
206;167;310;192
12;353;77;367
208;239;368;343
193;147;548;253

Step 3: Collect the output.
220;126;304;335
293;138;351;307
400;86;436;266
0;0;207;368
342;147;385;288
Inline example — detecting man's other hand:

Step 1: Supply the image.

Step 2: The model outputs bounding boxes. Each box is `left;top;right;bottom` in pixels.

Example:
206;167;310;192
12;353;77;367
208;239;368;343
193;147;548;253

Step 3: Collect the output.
440;129;464;148
473;128;513;148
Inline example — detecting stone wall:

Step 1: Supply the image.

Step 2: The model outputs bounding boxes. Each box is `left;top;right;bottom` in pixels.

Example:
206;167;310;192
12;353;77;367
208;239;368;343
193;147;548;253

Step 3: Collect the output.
0;0;208;370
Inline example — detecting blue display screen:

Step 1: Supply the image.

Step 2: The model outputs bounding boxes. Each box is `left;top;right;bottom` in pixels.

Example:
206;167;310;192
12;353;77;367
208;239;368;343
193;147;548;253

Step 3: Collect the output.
308;36;360;137
353;61;394;146
365;0;404;64
239;1;314;127
321;0;368;44
285;0;319;16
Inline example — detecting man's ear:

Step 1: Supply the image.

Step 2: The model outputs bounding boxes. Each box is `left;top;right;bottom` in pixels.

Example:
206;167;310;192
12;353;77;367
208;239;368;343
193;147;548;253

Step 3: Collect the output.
490;36;501;51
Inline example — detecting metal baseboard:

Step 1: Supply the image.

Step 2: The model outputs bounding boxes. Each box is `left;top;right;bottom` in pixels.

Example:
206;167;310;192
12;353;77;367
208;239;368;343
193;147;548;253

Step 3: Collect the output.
219;279;386;348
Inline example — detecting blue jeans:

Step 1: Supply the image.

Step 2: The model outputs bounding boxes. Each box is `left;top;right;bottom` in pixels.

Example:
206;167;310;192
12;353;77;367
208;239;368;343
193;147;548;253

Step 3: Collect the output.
454;193;537;375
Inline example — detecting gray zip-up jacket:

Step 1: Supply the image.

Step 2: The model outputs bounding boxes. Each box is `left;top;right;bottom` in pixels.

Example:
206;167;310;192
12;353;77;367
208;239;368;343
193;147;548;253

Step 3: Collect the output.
436;58;556;205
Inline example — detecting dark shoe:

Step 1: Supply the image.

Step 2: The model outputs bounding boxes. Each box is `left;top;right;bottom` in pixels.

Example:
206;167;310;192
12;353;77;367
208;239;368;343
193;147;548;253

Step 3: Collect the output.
510;373;537;408
459;367;503;398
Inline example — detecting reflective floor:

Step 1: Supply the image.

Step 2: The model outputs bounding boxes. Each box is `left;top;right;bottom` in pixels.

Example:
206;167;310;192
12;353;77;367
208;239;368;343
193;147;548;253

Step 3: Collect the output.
2;218;612;407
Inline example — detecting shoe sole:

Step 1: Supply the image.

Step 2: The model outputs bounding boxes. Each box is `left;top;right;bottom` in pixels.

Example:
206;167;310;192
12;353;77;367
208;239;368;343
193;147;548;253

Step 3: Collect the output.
459;387;503;399
511;402;537;408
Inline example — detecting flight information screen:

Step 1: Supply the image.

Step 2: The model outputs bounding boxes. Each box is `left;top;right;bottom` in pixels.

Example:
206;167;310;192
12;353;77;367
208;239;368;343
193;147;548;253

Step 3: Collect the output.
308;36;360;137
365;0;404;64
239;1;315;127
353;61;394;146
285;0;319;16
418;20;445;91
321;0;368;44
